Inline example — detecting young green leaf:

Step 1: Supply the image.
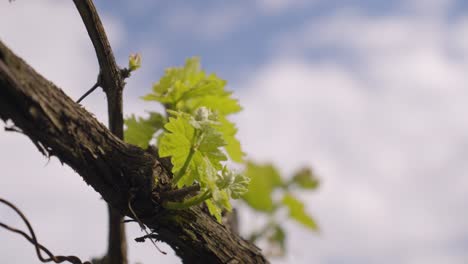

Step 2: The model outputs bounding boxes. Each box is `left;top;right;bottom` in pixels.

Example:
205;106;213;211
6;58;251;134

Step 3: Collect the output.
191;107;228;171
242;162;283;213
217;167;250;199
158;109;227;187
143;58;241;113
128;53;141;71
282;193;318;230
217;117;244;162
182;75;241;115
124;112;165;148
205;198;223;222
193;153;218;191
268;224;286;255
158;115;195;177
142;57;244;163
142;57;205;107
212;188;231;211
291;168;319;190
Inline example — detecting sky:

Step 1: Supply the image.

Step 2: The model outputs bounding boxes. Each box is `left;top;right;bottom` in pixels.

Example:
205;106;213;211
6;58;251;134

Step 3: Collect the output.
1;0;468;263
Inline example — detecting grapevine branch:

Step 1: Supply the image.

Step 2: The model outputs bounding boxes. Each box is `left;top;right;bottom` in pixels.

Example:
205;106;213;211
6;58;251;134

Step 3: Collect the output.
72;0;128;263
0;198;91;264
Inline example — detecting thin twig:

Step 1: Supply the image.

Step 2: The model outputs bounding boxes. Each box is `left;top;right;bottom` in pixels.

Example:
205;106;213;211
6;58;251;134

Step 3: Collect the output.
76;82;99;103
0;197;91;264
76;73;101;103
128;192;167;255
4;125;22;133
134;234;158;243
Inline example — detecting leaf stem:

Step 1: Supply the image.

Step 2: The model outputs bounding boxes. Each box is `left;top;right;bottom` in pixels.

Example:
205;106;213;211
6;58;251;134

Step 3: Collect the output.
172;129;200;185
172;148;195;184
163;190;212;210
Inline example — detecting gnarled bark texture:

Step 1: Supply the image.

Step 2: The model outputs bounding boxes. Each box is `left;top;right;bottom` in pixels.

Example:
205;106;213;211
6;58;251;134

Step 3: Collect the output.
0;40;267;263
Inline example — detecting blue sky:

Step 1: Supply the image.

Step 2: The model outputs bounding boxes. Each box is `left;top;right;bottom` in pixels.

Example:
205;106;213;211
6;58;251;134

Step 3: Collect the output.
2;0;468;263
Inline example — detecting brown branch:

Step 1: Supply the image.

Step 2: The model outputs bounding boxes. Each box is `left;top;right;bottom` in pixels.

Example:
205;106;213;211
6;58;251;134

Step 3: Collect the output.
0;40;267;263
0;198;91;264
72;1;128;263
72;0;125;137
72;0;123;97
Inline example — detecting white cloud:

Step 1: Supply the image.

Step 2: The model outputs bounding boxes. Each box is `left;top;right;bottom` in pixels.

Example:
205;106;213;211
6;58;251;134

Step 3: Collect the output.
236;9;468;264
162;4;251;41
276;10;444;57
403;0;456;16
450;16;468;59
256;0;313;14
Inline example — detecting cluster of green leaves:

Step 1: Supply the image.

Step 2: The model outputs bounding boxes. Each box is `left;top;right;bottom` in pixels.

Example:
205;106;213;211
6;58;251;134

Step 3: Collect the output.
124;56;320;256
124;57;248;221
243;163;319;255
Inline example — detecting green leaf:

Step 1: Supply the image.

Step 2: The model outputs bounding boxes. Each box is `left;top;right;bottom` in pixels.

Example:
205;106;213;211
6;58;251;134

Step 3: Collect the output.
188;94;241;116
217;167;250;199
189;107;228;170
282;193;318;230
205;199;223;222
211;189;231;211
179;78;225;100
217;117;244;162
291;168;319;190
142;57;244;163
158;115;195;176
242;162;283;213
142;57;205;108
142;57;242;116
181;74;241;115
205;188;231;223
124;112;165;148
182;151;202;187
197;128;227;169
135;57;248;222
268;224;286;254
158;110;226;189
194;154;218;191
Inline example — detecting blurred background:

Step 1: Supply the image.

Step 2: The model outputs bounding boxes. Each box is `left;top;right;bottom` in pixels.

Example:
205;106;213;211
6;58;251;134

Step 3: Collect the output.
1;0;468;263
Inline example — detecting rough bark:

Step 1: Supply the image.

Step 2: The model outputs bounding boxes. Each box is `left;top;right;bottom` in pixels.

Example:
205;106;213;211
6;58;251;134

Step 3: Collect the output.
0;40;267;263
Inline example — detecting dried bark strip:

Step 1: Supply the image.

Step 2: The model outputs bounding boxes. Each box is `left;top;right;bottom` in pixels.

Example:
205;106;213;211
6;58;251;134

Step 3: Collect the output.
0;41;267;263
